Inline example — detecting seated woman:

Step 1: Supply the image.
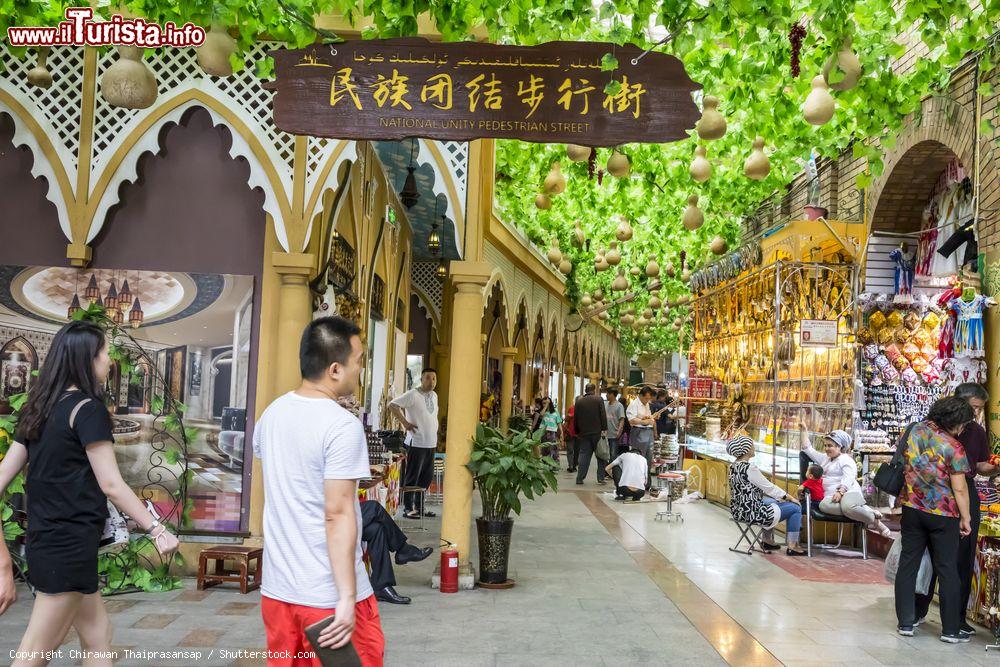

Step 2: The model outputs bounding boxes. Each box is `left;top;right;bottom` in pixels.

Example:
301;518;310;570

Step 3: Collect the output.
801;429;892;537
727;435;806;556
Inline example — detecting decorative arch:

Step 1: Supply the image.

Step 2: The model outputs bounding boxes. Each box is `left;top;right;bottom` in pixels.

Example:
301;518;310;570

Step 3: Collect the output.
0;95;75;241
84;87;293;251
304;140;357;250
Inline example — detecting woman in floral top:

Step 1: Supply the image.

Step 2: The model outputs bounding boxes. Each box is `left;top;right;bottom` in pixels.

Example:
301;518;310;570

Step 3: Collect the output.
894;397;973;643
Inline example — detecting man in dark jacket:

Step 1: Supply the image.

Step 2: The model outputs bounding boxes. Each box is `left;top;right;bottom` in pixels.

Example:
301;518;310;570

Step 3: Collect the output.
574;383;609;485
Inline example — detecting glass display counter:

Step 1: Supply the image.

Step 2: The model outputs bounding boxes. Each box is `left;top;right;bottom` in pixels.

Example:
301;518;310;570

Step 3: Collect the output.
685;434;799;480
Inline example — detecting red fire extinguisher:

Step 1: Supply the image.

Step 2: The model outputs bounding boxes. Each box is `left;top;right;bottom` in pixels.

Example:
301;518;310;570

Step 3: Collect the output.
440;543;459;593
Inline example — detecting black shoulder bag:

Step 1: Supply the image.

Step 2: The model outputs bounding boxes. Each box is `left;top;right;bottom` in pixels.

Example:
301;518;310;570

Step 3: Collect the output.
873;422;917;496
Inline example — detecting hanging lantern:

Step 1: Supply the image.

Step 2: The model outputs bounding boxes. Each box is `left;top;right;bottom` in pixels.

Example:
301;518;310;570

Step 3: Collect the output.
111;306;125;325
436;259;448;278
100;46;158;109
428;221;442;254
683;195;704;231
544;162;566;195
118;278;132;310
566;144;591;162
803;75;836;125
105;281;119;314
27;47;53;89
67;293;82;319
196;23;238;77
400;140;421;209
606;151;630;178
690;145;712;182
84;274;100;304
546;239;562;265
606;241;621;265
129;297;144;328
645;256;660;278
744;137;771;180
615;217;633;242
696;96;727;140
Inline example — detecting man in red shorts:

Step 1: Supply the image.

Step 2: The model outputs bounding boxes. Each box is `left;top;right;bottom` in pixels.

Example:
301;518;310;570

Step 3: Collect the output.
253;317;384;666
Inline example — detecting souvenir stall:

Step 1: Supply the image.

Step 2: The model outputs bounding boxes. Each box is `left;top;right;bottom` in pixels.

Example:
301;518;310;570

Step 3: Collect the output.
681;221;861;506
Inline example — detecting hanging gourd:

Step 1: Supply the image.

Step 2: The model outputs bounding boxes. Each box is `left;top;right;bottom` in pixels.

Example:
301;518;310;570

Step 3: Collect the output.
681;269;691;282
625;307;636;316
682;195;704;231
645;256;660;278
673;317;684;327
544;162;567;195
622;314;634;326
593;289;605;301
558;259;573;275
696;96;727;140
629;266;641;277
744;137;770;180
823;35;862;91
600;311;610;321
26;47;53;88
615;217;634;242
566;144;592;162
535;193;552;210
606;242;622;266
803;75;835;126
612;270;629;291
606;151;630;178
572;220;586;248
636;316;648;328
581;294;593;307
642;308;654;319
678;294;691;305
547;239;562;265
100;46;158;109
661;305;670;317
649;295;662;309
710;236;728;255
664;263;675;278
689;145;711;182
594;252;609;272
196;23;238;77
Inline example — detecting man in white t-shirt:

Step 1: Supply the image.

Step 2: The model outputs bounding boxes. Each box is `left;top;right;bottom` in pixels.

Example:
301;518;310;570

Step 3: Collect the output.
253;316;384;665
627;386;657;467
605;446;650;501
388;369;439;520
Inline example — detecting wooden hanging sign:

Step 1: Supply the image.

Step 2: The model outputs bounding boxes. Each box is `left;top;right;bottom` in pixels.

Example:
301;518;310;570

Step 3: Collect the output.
268;38;702;146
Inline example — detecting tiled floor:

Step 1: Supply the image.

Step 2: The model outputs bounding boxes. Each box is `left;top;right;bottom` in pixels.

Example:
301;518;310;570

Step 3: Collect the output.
0;472;997;665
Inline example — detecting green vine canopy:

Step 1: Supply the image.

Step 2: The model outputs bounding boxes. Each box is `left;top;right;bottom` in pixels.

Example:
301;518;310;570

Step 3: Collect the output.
3;1;999;353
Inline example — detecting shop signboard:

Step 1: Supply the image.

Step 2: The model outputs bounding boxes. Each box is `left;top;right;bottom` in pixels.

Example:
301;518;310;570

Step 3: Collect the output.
268;38;701;145
800;319;838;347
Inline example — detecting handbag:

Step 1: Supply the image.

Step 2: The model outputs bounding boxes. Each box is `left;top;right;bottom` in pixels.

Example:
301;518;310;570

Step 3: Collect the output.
69;398;130;554
873;422;917;497
596;435;610;461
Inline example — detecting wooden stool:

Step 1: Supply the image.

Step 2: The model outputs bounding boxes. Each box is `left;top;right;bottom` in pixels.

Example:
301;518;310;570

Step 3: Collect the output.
197;546;262;594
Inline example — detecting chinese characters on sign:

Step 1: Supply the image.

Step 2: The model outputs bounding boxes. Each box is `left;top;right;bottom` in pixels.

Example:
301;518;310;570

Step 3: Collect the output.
269;38;702;145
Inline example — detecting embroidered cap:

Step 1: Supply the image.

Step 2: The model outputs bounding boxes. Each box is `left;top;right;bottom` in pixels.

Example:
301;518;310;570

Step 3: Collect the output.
726;435;755;459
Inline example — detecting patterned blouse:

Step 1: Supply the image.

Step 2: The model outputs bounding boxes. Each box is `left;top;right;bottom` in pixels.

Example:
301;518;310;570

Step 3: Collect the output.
728;461;779;527
902;421;971;518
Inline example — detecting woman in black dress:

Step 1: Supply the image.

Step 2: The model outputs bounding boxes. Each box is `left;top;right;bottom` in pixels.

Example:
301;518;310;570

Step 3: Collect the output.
0;321;178;666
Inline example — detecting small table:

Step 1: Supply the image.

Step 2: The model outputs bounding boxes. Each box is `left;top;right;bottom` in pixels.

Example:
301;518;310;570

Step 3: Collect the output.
197;546;263;594
654;472;687;523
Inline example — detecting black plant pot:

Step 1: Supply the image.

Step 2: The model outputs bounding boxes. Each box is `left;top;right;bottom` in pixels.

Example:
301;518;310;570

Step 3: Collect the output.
476;517;514;585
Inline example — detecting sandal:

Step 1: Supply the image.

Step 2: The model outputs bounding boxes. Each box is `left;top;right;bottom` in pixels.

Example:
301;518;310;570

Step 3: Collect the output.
786;548;807;557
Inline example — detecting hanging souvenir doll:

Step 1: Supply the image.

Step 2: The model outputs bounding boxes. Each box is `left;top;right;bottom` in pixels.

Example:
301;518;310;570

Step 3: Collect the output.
950;287;995;358
915;205;937;278
888;242;916;304
936;284;961;358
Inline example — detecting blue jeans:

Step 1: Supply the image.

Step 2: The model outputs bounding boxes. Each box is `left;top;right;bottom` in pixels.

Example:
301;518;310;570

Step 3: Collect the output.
763;497;802;533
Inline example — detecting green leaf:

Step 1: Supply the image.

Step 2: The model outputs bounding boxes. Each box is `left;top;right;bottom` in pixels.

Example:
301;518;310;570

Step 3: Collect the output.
600;52;619;71
603;79;622;97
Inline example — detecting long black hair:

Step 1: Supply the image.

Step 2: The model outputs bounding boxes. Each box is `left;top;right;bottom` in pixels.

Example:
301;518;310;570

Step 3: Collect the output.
16;320;106;443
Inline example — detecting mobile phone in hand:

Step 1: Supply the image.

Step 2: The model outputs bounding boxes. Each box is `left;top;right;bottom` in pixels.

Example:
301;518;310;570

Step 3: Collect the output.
303;615;362;667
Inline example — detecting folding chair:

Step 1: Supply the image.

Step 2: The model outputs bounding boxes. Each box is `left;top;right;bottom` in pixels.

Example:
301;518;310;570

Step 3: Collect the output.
729;518;767;555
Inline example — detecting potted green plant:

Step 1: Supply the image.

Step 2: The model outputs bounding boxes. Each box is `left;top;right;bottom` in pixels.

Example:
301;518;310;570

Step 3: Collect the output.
467;423;559;587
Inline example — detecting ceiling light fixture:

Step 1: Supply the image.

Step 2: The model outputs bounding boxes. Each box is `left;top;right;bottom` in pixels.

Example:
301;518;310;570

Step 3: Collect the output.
399;139;420;209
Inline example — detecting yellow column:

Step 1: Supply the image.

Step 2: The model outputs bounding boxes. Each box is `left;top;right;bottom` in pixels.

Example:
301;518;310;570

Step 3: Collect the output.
440;261;491;569
250;251;314;535
499;346;517;433
562;365;576;417
588;372;601;389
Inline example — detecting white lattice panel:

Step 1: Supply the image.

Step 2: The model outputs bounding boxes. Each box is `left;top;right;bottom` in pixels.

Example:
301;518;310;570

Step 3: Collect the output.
411;261;443;322
0;45;84;175
439;140;468;208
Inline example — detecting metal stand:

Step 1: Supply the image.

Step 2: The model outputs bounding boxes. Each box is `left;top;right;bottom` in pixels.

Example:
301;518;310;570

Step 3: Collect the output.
654;473;685;522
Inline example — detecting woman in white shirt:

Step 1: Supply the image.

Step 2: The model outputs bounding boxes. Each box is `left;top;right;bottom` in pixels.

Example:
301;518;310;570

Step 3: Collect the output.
801;429;892;537
727;436;806;555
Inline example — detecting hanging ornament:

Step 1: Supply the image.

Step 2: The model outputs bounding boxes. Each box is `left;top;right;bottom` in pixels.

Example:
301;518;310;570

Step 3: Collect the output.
642;308;654;319
690;145;711;182
710;236;728;255
535;193;552;210
100;46;158;109
614;217;634;242
645;256;660;278
629;266;641;277
606;241;622;266
789;22;807;77
682;195;704;231
594;252;609;271
26;47;53;88
803;75;835;126
558;258;573;274
546;239;562;264
649;295;662;309
823;35;862;91
566;144;592;162
664;262;676;278
593;289;605;301
544;162;567;195
673;317;684;327
622;314;634;326
606;151;630;178
744;137;770;180
696;96;727;140
581;294;592;307
600;311;610;321
612;270;629;291
572;220;586;248
196;23;238;77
